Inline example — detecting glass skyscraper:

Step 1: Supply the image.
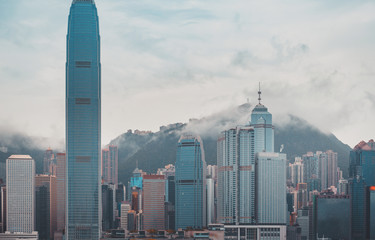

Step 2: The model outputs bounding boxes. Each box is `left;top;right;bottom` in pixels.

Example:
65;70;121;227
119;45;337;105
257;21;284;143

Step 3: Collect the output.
66;0;101;238
175;135;206;229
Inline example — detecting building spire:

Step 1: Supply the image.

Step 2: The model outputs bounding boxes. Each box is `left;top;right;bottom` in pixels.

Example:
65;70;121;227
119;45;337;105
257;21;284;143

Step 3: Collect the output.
258;82;262;105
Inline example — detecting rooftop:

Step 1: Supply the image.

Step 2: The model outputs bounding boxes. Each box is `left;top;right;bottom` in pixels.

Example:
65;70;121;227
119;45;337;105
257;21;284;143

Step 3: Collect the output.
8;155;32;160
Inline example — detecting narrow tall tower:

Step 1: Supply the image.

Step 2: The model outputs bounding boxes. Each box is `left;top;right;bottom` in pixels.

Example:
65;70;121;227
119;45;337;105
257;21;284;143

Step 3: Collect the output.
250;84;274;153
66;0;101;239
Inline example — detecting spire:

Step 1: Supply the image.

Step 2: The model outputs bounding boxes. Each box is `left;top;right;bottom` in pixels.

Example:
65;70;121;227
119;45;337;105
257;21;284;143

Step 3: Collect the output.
258;82;262;105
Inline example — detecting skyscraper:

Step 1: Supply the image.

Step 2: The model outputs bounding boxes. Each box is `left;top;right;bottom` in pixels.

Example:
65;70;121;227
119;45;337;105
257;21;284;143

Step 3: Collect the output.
102;145;118;186
250;87;274;153
6;155;35;233
35;174;57;240
175;135;206;229
217;126;255;225
142;175;165;231
256;152;287;224
66;0;101;238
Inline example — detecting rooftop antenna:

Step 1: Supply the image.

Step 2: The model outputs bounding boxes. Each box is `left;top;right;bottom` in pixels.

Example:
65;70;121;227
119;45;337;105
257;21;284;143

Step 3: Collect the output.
258;82;262;104
136;159;139;169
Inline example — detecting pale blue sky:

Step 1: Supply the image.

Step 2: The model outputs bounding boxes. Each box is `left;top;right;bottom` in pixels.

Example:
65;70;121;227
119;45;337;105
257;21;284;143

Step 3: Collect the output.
0;0;374;148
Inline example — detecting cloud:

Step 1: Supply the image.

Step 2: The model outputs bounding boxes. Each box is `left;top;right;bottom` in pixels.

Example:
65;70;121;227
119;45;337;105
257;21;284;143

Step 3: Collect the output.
0;0;375;148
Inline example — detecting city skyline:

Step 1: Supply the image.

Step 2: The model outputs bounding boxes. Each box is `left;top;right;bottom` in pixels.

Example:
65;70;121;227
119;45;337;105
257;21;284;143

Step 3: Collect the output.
1;0;375;148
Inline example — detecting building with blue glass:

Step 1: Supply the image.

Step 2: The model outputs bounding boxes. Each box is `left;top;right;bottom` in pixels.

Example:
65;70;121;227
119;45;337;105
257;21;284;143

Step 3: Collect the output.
349;140;375;240
66;0;101;238
175;135;206;229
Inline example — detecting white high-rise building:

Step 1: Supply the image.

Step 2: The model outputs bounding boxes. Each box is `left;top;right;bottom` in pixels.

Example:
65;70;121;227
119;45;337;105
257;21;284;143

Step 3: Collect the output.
6;155;35;233
256;152;287;224
120;202;131;230
206;178;215;225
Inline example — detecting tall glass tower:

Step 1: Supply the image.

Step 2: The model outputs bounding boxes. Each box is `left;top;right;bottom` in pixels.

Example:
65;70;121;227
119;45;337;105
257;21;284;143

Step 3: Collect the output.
66;0;101;239
250;87;274;153
175;135;206;229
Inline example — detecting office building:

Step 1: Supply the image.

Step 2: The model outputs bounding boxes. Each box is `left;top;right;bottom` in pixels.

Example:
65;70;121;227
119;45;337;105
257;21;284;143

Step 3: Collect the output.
102;184;115;231
120;202;131;231
302;152;319;183
217;126;255;225
369;186;375;240
55;153;65;234
314;192;351;240
6;155;35;233
143;175;165;231
65;0;101;238
206;177;215;225
256;152;287;224
249;87;274;153
175;135;206;229
102;145;118;186
290;158;304;187
295;207;309;240
35;175;57;240
0;186;5;233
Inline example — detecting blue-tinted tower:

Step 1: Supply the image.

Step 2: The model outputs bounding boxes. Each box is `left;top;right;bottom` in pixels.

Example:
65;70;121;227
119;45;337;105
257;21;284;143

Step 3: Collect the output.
175;135;206;229
66;0;101;239
250;86;274;153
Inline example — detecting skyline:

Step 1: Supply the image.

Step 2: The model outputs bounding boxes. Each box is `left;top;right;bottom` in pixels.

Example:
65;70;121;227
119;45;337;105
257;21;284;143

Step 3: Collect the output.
1;0;375;148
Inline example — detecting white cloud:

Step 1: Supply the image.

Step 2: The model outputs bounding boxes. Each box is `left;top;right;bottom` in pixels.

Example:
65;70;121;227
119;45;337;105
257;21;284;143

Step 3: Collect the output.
0;0;374;149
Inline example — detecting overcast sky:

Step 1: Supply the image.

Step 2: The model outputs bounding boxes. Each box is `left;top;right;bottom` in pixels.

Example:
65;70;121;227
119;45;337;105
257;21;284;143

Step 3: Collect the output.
0;0;374;149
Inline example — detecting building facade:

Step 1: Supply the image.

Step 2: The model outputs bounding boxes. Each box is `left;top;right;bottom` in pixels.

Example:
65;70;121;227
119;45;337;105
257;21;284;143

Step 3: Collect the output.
142;175;165;231
55;153;65;234
256;152;287;224
6;155;35;233
217;127;255;225
35;175;57;240
65;0;101;238
102;145;118;186
175;135;206;229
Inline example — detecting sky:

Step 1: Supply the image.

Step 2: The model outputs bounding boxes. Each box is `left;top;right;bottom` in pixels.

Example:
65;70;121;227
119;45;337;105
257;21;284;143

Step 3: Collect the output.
0;0;374;149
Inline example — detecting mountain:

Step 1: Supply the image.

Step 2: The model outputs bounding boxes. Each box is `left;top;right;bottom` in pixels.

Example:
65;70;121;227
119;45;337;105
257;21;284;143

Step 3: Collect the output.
0;132;46;180
110;104;352;185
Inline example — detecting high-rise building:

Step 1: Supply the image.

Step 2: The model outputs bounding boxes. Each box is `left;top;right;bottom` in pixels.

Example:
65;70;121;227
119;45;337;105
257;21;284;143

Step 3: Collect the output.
175;135;206;229
102;184;115;231
302;152;319;183
206;177;215;225
369;186;375;240
102;145;118;186
55;153;65;236
256;152;287;224
249;88;274;153
0;185;5;233
6;155;35;233
313;191;351;240
290;157;304;187
65;0;101;238
44;148;54;175
349;140;375;240
35;174;57;240
350;139;375;186
326;150;338;188
120;202;131;230
217;126;255;225
142;175;165;231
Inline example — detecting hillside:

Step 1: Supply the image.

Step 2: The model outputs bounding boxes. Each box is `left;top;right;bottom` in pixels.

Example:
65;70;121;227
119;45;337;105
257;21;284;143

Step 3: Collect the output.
111;104;352;184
